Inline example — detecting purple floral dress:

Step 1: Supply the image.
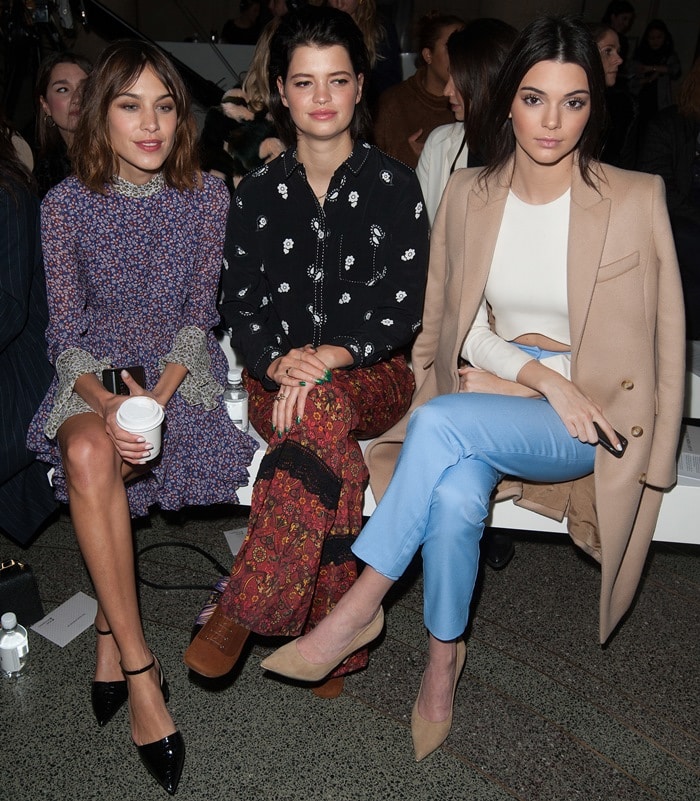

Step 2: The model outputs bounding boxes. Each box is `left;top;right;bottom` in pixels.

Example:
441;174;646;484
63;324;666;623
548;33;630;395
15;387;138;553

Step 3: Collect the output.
27;173;257;516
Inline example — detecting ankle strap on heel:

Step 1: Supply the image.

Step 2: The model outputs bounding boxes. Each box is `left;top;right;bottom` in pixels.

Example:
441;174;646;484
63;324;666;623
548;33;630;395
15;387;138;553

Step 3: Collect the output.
121;658;155;677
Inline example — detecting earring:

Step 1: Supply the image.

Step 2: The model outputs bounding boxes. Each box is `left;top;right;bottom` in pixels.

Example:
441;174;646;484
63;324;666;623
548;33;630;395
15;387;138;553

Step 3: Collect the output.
45;115;56;128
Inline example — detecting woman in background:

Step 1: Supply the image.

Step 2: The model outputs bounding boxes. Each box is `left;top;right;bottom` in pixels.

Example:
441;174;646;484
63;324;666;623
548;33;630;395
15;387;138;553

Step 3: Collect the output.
261;16;685;764
34;51;92;196
373;11;463;167
27;41;257;795
633;19;681;128
416;19;517;223
327;0;402;107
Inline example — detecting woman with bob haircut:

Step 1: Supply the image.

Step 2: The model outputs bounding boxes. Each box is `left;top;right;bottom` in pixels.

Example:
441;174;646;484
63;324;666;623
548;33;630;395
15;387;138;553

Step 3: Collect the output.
184;5;429;699
260;15;685;762
27;40;257;795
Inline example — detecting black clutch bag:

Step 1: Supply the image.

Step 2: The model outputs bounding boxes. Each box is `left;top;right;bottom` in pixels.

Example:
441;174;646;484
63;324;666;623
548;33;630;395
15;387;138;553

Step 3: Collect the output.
0;559;45;627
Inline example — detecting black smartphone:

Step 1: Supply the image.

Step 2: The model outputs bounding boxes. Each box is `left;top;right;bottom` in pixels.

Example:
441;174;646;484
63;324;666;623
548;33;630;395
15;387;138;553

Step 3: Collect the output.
102;366;146;395
593;422;628;458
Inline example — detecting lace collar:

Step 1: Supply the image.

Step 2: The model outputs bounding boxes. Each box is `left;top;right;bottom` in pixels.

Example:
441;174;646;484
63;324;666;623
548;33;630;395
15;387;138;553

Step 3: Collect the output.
111;173;165;198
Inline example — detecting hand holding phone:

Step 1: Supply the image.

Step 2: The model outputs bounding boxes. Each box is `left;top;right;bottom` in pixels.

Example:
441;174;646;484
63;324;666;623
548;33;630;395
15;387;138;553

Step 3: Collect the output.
593;422;628;458
102;366;146;395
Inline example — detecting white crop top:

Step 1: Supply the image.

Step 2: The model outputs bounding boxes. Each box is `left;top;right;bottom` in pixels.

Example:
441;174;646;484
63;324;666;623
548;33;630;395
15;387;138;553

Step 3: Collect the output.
461;189;572;382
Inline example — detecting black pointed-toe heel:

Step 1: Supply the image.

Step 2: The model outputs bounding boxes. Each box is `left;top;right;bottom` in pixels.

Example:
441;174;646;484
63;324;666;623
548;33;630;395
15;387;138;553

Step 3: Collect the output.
91;627;128;727
122;656;184;796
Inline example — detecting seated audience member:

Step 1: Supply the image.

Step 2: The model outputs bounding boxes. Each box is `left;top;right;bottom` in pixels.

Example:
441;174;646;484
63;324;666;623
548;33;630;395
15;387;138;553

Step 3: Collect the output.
373;11;464;168
34;52;92;197
26;41;257;795
589;22;637;167
0;111;57;544
601;0;635;69
632;19;681;130
638;56;700;340
184;7;429;700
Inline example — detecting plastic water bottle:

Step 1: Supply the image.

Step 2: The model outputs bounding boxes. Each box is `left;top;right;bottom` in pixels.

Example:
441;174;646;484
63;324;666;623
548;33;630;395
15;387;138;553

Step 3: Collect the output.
0;612;29;678
223;368;249;432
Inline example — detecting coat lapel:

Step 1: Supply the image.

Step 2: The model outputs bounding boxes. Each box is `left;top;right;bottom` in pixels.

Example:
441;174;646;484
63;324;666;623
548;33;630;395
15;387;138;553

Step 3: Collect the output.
567;169;611;359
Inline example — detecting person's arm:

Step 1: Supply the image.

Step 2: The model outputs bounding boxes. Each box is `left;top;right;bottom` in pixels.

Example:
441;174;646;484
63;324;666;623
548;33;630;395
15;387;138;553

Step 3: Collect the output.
156;177;231;409
637;113;700;225
0;187;35;353
219;178;285;386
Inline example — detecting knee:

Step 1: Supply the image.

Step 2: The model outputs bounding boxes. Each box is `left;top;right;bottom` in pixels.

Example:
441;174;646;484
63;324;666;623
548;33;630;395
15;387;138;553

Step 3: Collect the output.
302;383;353;430
60;431;119;489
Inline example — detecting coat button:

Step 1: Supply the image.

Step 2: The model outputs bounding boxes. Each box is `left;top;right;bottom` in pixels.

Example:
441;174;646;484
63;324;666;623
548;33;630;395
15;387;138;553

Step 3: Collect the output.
621;379;634;390
638;473;647;484
631;426;643;437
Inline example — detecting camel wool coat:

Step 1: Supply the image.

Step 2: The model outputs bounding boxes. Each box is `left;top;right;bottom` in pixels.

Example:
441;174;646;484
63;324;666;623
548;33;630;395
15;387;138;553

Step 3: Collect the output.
365;161;686;644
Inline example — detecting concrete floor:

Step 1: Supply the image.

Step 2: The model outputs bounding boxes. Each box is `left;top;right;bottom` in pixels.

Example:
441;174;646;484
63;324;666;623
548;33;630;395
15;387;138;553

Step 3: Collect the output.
1;506;698;801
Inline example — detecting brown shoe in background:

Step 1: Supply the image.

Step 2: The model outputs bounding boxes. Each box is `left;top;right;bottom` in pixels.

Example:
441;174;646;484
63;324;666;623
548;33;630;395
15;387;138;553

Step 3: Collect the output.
311;676;345;699
183;605;250;678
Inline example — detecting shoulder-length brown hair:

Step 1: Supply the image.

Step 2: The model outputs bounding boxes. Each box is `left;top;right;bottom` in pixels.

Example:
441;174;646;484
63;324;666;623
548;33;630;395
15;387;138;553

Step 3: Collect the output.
71;40;200;193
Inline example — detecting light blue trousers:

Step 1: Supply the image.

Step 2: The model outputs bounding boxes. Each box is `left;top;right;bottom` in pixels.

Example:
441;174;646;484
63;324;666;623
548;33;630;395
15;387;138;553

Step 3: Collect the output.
353;390;596;641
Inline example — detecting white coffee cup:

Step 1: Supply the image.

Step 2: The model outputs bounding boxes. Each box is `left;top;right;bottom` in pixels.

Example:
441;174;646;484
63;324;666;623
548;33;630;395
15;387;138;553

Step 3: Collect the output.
115;396;165;461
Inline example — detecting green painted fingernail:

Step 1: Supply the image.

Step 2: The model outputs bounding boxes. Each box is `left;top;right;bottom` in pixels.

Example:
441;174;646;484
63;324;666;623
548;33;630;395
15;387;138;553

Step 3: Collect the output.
315;378;324;384
285;427;289;433
295;416;301;424
324;369;332;379
272;424;276;432
299;381;306;386
278;430;282;439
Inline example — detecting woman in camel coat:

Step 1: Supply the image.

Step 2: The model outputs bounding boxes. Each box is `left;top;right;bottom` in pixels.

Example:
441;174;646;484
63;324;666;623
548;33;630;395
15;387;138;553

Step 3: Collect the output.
260;16;686;763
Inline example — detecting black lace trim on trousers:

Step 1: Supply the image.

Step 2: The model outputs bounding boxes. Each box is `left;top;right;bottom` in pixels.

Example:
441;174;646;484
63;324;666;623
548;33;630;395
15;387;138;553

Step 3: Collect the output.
256;439;342;510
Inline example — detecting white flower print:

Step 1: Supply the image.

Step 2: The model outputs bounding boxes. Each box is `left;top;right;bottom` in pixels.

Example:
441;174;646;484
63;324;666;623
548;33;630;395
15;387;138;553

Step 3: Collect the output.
235;196;243;209
307;305;326;325
396;290;407;302
401;249;415;262
411;321;421;332
381;318;394;326
369;224;385;247
414;201;423;219
252;164;269;178
307;265;323;282
281;321;289;334
257;215;267;230
364;343;374;356
261;296;269;306
362;142;371;149
364;310;373;320
235;245;246;256
278;282;290;293
277;182;288;199
222;257;230;271
339;292;351;304
237;286;249;297
271;349;281;360
380;170;393;185
283;238;294;254
327;188;339;202
250;323;261;332
348;190;359;208
344;255;355;270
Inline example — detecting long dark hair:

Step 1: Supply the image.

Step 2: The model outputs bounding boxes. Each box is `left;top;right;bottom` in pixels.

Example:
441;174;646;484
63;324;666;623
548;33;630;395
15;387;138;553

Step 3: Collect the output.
446;19;517;158
35;51;92;157
635;19;675;65
71;40;200;193
268;5;371;147
482;15;606;188
0;109;35;198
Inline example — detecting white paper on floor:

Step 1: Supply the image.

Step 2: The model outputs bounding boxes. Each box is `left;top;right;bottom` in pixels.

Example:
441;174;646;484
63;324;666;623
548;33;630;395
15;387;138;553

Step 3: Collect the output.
224;527;247;557
31;591;98;647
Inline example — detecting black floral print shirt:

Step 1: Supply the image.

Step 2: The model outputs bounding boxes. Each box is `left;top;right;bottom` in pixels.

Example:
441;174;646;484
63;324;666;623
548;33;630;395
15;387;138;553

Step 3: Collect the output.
220;140;429;383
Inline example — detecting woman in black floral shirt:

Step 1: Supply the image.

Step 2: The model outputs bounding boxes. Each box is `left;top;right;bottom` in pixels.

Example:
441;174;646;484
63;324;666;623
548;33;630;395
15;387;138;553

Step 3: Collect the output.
185;6;429;696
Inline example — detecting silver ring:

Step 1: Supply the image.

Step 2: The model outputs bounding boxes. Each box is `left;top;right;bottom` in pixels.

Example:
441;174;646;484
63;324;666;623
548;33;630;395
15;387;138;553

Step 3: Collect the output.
276;393;287;401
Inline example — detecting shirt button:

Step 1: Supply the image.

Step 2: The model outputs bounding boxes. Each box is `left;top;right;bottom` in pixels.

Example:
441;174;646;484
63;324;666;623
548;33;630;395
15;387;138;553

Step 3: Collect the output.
621;379;634;390
631;426;643;437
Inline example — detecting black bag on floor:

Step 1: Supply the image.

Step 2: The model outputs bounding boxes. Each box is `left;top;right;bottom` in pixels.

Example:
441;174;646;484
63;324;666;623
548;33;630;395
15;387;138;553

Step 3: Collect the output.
0;559;45;626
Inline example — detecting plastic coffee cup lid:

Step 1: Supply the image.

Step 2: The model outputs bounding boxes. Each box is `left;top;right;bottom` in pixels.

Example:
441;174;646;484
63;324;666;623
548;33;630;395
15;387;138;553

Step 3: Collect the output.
116;397;164;432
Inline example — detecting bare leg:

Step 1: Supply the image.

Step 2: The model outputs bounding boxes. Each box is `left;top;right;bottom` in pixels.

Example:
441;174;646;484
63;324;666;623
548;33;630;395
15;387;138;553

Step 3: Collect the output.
416;635;459;722
59;413;174;747
295;566;394;664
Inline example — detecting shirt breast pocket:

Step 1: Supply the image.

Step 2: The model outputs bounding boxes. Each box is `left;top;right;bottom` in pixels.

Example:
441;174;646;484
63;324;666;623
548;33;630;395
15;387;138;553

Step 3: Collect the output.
597;251;640;282
336;229;388;286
